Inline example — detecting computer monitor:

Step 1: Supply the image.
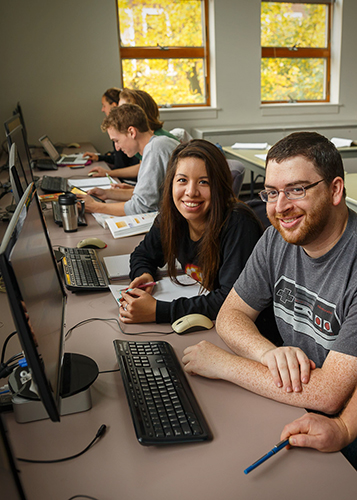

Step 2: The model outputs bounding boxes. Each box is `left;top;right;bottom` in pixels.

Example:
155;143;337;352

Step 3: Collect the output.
0;183;66;422
13;102;28;142
5;123;34;186
9;143;26;204
0;414;28;500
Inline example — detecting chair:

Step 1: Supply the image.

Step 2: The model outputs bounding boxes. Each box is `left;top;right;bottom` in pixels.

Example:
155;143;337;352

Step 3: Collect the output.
169;128;193;143
227;159;245;197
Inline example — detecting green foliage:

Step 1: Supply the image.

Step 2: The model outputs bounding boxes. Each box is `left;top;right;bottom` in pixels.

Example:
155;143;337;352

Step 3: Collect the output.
118;0;206;105
261;2;328;102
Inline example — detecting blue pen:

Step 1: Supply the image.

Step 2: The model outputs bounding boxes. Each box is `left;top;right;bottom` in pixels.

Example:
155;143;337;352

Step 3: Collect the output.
244;438;289;474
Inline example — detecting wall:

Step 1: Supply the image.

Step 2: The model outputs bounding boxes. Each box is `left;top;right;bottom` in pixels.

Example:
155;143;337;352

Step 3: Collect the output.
0;0;356;154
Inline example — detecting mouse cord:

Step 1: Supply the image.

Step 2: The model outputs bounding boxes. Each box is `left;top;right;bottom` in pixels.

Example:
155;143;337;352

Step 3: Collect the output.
17;424;107;464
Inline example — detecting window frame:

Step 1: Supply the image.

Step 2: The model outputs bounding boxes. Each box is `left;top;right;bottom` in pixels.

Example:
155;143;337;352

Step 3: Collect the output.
116;0;211;108
261;1;333;104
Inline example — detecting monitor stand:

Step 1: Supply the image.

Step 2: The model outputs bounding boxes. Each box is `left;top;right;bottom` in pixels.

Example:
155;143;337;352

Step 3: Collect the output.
8;353;98;423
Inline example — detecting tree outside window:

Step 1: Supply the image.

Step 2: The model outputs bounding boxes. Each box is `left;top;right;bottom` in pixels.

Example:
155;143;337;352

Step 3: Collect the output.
261;1;332;103
117;0;210;107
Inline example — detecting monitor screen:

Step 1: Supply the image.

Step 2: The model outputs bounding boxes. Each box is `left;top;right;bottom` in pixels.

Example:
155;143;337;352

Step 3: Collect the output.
5;123;34;186
9;143;26;203
0;183;66;422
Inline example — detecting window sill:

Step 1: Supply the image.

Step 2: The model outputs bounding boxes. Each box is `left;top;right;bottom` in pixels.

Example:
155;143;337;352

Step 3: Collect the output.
159;106;219;121
261;103;341;117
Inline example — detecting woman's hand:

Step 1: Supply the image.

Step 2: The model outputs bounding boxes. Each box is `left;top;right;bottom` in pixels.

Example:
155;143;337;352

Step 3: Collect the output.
87;165;109;177
83;152;99;162
260;346;316;393
119;288;157;323
129;273;155;294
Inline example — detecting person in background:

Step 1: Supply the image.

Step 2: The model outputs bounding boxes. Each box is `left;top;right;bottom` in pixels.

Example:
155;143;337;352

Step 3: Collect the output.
78;103;177;217
117;139;262;325
181;132;357;469
83;87;138;172
88;88;179;180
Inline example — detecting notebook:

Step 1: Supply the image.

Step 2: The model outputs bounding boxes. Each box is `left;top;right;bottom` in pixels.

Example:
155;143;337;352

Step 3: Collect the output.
38;135;88;165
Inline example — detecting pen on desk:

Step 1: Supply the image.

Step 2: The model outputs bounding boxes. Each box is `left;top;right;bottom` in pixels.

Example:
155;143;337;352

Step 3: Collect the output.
244;439;289;475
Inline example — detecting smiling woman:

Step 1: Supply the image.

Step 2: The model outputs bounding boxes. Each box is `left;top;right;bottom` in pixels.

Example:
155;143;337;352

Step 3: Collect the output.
117;139;263;325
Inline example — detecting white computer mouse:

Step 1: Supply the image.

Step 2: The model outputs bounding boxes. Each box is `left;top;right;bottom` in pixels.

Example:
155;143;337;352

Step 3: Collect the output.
76;237;107;249
171;314;214;335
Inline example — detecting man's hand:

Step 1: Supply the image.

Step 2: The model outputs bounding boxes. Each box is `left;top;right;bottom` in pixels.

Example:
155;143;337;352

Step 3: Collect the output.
280;412;350;452
88;165;109;177
85;187;109;200
83;152;99;162
260;346;316;393
75;193;104;213
182;341;234;379
119;288;156;323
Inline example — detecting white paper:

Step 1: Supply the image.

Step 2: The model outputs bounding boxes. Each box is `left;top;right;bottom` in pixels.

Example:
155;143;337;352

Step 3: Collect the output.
231;142;269;150
68;176;116;190
109;275;208;303
255;153;267;161
331;137;353;148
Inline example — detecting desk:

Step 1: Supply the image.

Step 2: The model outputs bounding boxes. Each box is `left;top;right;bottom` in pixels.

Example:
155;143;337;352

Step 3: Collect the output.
1;161;356;500
223;146;357;199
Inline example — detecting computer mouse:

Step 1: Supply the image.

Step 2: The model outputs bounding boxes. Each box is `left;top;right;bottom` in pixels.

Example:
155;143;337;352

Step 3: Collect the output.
171;314;214;335
88;172;95;177
76;237;107;249
67;142;81;148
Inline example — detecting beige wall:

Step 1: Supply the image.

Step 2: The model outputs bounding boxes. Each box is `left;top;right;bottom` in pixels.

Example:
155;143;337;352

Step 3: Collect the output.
0;0;356;153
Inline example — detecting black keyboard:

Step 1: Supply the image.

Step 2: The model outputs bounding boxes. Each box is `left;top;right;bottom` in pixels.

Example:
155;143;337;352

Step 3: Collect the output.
59;246;109;292
41;176;69;193
113;339;213;445
52;201;87;227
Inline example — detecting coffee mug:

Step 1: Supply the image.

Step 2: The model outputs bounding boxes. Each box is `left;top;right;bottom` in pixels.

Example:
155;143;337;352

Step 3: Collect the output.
58;193;85;232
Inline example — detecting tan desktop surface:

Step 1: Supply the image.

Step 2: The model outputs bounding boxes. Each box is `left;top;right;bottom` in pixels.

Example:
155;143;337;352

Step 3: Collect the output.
1;158;356;500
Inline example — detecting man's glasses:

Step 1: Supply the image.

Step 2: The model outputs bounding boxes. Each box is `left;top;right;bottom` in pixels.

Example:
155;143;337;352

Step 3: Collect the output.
259;179;325;203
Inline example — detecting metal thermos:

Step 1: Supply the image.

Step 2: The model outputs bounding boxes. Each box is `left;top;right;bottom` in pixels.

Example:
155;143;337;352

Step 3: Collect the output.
58;193;81;232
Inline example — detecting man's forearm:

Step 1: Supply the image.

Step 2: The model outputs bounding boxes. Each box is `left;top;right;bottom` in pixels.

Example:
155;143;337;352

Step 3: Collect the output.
91;201;126;216
216;349;355;415
109;164;140;179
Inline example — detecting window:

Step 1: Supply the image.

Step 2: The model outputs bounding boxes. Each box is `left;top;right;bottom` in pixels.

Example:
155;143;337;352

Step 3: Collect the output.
117;0;210;108
261;1;334;103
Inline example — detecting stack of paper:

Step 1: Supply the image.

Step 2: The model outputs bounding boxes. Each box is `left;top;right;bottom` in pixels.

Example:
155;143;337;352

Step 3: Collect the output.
106;212;158;239
231;142;269;150
331;137;353;148
68;176;116;191
103;253;181;280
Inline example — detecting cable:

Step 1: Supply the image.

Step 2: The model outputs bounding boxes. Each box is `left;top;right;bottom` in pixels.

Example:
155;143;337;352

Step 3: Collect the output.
17;424;107;464
1;330;17;363
65;317;173;340
68;496;100;500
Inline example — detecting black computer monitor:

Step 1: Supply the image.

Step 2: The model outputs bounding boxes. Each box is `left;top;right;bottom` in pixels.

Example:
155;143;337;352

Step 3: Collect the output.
13;102;28;142
9;143;26;203
0;414;28;500
0;183;66;422
5;123;34;186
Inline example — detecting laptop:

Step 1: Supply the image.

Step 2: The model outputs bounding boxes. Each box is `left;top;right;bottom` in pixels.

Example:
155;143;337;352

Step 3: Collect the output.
38;135;88;165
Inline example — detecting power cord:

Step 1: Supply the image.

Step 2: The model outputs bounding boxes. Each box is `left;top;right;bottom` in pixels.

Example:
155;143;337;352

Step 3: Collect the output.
17;424;107;464
68;496;100;500
65;317;174;341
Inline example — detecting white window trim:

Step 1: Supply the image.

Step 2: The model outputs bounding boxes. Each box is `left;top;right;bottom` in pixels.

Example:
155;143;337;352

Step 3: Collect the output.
261;0;343;113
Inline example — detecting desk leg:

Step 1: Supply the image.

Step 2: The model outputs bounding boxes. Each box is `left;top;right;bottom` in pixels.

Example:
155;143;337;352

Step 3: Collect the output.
250;172;255;199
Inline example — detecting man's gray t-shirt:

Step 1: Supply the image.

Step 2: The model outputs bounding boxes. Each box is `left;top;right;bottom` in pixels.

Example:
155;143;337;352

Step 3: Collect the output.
124;135;177;215
234;209;357;368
